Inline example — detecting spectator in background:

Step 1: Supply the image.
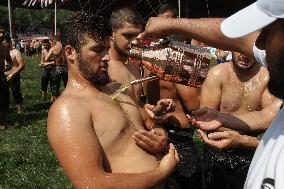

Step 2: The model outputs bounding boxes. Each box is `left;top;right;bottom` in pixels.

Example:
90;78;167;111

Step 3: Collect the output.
44;35;67;100
0;27;13;129
40;39;57;102
3;35;25;113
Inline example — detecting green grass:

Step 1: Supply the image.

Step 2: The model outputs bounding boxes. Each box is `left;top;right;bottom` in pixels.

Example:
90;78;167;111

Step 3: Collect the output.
0;55;72;189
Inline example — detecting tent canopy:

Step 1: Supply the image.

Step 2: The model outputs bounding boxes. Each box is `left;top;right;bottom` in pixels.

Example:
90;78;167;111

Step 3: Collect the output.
1;0;255;18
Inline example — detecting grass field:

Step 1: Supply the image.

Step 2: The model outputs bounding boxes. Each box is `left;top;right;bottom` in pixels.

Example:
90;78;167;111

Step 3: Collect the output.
0;55;72;189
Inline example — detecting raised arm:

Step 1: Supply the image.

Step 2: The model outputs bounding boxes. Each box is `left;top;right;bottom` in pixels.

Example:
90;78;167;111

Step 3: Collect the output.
142;17;258;60
48;97;178;189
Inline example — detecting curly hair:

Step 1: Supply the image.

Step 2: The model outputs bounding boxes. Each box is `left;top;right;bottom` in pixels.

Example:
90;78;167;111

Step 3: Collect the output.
61;11;112;52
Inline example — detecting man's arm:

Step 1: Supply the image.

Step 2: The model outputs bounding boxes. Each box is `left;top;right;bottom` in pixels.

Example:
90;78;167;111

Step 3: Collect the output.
44;47;55;62
48;97;178;189
200;64;223;109
40;49;55;67
142;17;258;61
235;88;283;132
191;89;282;133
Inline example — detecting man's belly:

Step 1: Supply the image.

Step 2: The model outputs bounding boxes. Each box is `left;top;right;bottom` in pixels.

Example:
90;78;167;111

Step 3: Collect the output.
106;140;160;173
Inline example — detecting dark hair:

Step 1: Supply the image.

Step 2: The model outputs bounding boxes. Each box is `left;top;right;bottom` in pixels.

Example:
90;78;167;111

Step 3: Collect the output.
110;7;143;30
157;3;178;17
53;35;61;42
3;34;11;43
42;39;50;44
0;25;5;33
61;11;112;52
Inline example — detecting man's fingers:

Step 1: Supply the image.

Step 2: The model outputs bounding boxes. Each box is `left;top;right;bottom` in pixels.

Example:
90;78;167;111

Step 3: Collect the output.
198;129;227;149
197;129;209;142
196;120;221;131
137;130;158;141
133;131;156;144
173;145;180;162
207;131;228;140
133;136;152;152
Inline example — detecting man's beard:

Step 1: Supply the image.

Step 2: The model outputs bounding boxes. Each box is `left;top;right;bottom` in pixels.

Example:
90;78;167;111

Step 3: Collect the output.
267;48;284;99
234;63;255;72
78;57;110;86
113;38;128;59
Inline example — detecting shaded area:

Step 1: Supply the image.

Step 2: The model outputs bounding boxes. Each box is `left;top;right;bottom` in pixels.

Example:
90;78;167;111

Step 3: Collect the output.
0;0;255;18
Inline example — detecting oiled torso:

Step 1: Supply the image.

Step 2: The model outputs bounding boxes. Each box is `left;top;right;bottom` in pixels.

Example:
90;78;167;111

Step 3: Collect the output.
64;82;160;174
219;63;269;115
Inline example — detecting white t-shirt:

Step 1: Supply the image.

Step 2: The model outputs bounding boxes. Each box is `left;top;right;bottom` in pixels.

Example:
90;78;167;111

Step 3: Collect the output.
244;44;284;189
253;43;267;67
244;108;284;189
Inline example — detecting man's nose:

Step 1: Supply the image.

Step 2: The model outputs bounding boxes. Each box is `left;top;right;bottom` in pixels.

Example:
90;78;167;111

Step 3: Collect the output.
102;53;110;62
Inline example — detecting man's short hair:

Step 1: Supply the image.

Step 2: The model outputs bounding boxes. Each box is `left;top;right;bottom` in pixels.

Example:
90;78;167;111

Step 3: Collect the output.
157;3;178;17
42;39;50;44
0;26;5;33
3;35;11;43
110;7;144;30
61;11;112;52
53;35;61;42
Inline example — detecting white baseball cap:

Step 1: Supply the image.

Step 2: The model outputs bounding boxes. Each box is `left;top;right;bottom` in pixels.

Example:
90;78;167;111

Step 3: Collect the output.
221;0;284;38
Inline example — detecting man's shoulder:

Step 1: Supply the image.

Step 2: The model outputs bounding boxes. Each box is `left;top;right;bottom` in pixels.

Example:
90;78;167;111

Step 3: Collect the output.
11;48;21;56
49;92;86;115
208;62;230;76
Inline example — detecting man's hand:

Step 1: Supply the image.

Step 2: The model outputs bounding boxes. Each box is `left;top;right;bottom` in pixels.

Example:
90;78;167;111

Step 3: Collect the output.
133;128;168;154
139;17;174;38
6;74;13;81
158;143;179;177
144;99;175;123
197;129;241;150
187;107;223;131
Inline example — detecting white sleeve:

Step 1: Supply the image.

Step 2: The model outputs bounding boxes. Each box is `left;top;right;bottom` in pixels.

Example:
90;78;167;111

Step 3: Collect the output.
253;43;267;67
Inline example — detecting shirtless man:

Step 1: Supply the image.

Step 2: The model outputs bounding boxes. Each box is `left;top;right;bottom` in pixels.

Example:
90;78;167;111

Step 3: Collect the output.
108;7;143;101
108;7;170;153
40;39;57;102
0;28;13;128
144;4;202;188
45;35;67;100
198;52;282;189
47;12;179;189
3;35;25;113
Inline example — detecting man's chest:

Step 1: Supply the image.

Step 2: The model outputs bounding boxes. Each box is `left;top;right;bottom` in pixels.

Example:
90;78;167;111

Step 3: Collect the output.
220;80;266;113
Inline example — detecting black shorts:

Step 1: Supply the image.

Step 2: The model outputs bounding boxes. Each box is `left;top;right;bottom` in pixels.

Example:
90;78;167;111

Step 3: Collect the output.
0;73;9;111
41;67;60;97
203;145;255;189
166;127;202;189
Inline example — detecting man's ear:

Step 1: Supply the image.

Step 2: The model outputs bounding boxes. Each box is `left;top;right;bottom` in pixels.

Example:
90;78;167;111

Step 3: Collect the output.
64;45;76;63
110;32;115;42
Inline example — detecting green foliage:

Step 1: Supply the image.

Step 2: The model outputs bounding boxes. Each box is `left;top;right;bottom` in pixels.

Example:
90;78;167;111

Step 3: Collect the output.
0;55;72;189
0;6;73;27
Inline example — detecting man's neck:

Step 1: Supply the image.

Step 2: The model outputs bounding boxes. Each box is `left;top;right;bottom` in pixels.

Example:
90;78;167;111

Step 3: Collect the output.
109;47;128;63
232;63;261;82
